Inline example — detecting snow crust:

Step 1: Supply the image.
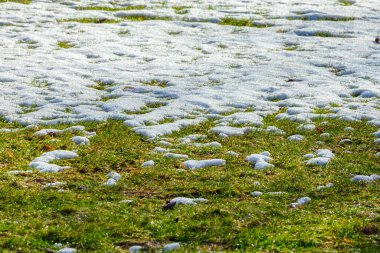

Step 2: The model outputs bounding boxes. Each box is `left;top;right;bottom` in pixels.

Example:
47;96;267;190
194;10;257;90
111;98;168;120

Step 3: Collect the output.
0;0;379;134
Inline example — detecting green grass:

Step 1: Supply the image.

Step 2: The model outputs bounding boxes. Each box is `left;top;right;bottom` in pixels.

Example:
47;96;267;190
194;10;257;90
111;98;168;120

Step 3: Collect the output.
140;79;168;88
0;113;379;252
75;5;146;11
172;6;190;15
219;17;274;28
0;0;31;4
338;0;354;6
57;41;74;49
91;80;116;91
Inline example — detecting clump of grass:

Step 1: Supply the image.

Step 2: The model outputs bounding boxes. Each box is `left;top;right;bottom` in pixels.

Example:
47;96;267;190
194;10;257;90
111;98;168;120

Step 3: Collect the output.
30;78;49;88
283;43;299;51
338;0;354;6
118;29;130;36
19;104;38;114
219;17;273;28
57;41;74;49
58;18;121;24
141;79;168;88
92;80;116;90
0;0;31;4
75;5;145;11
172;6;190;15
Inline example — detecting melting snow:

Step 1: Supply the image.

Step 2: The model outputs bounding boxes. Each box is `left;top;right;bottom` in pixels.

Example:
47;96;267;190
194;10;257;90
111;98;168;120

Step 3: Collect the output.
182;159;225;169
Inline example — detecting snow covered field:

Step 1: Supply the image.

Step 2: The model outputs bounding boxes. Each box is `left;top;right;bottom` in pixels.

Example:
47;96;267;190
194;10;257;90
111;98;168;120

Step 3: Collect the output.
1;0;379;137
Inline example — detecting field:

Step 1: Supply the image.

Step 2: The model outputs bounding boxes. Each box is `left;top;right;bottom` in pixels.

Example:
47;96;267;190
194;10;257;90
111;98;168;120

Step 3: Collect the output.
0;0;379;252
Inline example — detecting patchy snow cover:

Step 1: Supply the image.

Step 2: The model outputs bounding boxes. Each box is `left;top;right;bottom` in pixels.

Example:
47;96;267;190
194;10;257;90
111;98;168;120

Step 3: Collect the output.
226;151;239;156
351;174;380;183
182;159;225;169
29;150;78;172
0;0;379;131
151;147;174;153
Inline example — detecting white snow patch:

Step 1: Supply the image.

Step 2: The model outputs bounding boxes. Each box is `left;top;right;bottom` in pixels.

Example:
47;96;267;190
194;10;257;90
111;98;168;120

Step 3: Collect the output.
71;136;90;145
163;153;189;159
182;159;225;170
29;150;78;173
351;174;380;183
287;135;304;141
142;160;155;167
163;242;180;252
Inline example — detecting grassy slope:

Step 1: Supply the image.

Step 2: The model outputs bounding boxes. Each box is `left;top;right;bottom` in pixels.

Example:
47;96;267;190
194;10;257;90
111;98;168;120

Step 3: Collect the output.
0;114;379;252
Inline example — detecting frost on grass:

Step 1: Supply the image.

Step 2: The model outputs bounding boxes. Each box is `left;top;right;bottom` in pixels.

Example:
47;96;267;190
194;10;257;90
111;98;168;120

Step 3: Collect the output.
182;159;225;170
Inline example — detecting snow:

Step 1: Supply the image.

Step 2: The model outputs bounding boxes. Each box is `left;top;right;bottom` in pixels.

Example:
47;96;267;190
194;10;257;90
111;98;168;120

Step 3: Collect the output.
210;126;252;137
226;151;238;156
142;160;155;167
317;183;333;190
192;141;222;148
289;196;311;207
71;136;90;145
45;182;66;188
303;153;314;159
34;126;86;137
344;127;354;132
129;245;144;253
251;191;263;197
182;159;225;169
163;153;189;159
57;248;76;253
373;130;380;138
351;174;380;183
0;0;379;136
306;157;330;166
287;135;304;141
246;152;274;170
151;147;174;153
162;242;180;252
29;150;78;172
169;197;206;205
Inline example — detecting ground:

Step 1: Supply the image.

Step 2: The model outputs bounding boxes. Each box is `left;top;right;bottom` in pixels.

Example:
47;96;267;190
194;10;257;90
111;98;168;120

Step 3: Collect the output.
0;114;379;252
